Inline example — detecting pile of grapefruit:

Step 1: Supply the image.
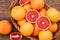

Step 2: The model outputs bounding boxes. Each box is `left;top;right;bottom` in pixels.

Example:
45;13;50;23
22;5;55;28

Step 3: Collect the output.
11;0;60;40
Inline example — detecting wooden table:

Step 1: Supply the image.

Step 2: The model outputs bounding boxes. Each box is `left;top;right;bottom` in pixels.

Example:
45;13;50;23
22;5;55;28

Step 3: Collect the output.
0;0;60;40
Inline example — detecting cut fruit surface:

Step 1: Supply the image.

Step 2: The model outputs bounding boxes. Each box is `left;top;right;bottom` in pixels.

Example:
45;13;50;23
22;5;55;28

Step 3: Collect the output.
26;10;39;23
10;32;22;40
36;16;51;30
19;0;30;6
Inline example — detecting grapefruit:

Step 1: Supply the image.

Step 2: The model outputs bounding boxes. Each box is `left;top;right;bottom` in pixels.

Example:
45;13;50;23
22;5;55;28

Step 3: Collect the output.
31;0;44;10
26;10;39;23
38;30;53;40
17;19;26;26
0;20;12;35
10;32;22;40
19;0;30;6
20;22;34;36
32;24;40;36
36;16;51;30
46;8;60;22
49;23;58;33
23;3;31;11
11;6;26;20
39;8;46;16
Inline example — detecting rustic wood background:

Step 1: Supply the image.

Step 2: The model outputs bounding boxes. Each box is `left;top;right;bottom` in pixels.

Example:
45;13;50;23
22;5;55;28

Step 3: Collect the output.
0;0;60;40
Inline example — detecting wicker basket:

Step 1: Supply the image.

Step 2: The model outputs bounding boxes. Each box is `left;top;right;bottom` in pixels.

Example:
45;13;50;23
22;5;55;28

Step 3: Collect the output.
10;0;60;40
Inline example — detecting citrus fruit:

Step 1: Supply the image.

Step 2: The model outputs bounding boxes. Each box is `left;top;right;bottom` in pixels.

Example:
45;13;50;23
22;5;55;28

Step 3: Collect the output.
32;24;40;36
36;16;51;30
0;20;12;35
10;32;22;40
19;0;30;6
20;22;34;36
11;6;26;20
49;23;58;33
23;3;31;11
31;0;44;10
17;19;26;26
39;8;46;16
26;10;39;23
46;8;60;22
38;30;53;40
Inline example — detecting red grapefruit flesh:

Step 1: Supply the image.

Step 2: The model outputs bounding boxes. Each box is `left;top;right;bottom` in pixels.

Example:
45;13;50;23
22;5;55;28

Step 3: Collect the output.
36;16;51;30
10;32;22;40
19;0;30;6
26;10;39;23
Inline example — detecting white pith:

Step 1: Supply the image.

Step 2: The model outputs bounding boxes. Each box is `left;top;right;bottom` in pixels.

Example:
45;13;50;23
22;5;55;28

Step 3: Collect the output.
36;16;51;30
19;0;30;6
26;9;40;23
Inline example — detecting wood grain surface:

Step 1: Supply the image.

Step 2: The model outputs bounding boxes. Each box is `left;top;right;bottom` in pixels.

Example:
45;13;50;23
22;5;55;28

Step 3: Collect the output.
0;0;60;40
0;0;19;40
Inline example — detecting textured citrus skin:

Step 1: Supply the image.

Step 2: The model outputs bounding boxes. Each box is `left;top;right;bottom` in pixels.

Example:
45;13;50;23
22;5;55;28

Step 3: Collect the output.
17;19;26;26
0;20;12;35
38;30;53;40
32;24;40;36
20;22;34;36
39;8;46;16
31;0;44;10
49;23;58;33
46;8;60;22
11;6;26;20
23;3;31;11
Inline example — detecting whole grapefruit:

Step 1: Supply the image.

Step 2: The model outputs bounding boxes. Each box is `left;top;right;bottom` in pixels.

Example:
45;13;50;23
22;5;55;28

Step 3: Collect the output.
11;6;26;20
39;8;46;16
17;19;26;26
23;3;31;11
0;20;12;35
46;8;60;22
49;23;58;33
20;22;34;36
31;0;44;10
32;24;40;36
38;30;53;40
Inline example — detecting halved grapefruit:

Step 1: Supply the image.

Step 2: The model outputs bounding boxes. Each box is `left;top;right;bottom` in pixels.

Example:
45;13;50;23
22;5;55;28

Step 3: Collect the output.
36;16;51;30
10;32;22;40
26;10;39;23
19;0;31;6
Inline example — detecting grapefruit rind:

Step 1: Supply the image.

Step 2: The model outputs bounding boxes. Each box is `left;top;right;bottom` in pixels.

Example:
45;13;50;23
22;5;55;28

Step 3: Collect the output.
36;16;51;30
19;0;30;6
26;9;40;23
10;32;22;40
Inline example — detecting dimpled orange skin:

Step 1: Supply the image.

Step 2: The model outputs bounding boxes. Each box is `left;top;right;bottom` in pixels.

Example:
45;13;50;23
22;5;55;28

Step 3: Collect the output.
11;6;26;20
0;20;12;35
46;8;60;22
31;0;44;10
49;23;58;33
39;8;46;16
20;22;34;36
32;24;40;36
23;3;31;11
17;19;26;26
38;30;53;40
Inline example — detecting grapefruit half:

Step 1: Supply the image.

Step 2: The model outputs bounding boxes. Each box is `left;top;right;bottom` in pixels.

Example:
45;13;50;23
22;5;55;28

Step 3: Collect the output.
19;0;30;6
26;10;39;23
36;16;51;30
